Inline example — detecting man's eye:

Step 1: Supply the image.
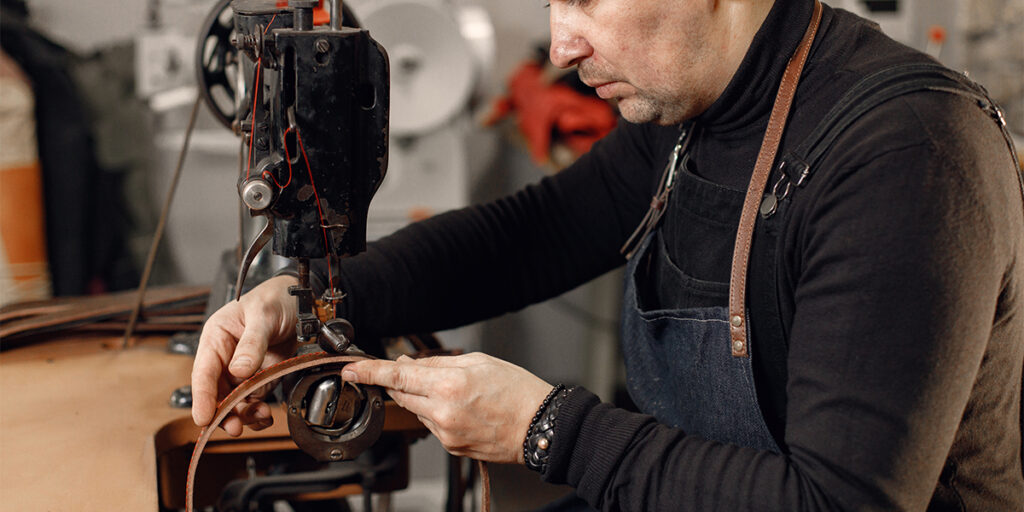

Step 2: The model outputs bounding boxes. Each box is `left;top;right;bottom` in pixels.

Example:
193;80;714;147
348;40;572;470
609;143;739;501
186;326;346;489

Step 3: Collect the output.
548;0;591;8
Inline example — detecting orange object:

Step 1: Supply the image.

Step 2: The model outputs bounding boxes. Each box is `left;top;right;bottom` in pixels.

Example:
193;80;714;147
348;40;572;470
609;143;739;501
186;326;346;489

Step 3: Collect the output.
0;164;48;265
928;25;947;44
486;61;617;165
407;207;435;222
0;51;51;306
275;0;332;25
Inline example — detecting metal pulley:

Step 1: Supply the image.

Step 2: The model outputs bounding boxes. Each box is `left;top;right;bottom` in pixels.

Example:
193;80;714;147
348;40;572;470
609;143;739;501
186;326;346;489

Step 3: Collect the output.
195;0;362;130
240;177;274;211
353;0;477;136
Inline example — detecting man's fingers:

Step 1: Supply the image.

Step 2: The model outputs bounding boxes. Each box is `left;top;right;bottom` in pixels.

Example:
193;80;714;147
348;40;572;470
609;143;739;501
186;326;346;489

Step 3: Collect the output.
343;359;445;396
191;365;219;425
192;305;247;426
221;415;244;437
342;360;400;388
235;400;273;426
249;418;274;431
228;320;272;379
191;340;230;426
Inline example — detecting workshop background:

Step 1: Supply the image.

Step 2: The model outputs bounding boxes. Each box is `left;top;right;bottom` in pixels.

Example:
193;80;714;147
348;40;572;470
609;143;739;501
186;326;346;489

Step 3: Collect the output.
1;0;1022;510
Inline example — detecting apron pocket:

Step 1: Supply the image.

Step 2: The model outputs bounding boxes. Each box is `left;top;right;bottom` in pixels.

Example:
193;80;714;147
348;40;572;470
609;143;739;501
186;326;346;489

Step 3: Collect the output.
634;231;729;312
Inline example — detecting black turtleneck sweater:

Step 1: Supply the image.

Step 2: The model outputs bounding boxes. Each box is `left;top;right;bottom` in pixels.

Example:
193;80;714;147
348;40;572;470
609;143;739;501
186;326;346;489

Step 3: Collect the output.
317;1;1024;509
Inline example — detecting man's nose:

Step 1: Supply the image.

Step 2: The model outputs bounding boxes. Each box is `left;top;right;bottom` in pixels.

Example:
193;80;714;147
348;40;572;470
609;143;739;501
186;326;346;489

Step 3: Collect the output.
549;8;592;68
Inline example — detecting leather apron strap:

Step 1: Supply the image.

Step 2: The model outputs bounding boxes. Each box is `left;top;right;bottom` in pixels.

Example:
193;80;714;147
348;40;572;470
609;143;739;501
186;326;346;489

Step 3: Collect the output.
728;0;822;357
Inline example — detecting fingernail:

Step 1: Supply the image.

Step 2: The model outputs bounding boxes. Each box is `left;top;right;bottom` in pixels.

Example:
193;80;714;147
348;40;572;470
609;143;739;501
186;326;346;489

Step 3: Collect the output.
397;354;412;362
342;370;357;381
255;408;270;420
230;357;251;371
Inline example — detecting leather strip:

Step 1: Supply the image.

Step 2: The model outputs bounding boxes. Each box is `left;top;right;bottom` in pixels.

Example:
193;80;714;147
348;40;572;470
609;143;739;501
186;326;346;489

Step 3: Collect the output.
478;459;491;512
728;0;822;357
185;351;366;512
0;285;208;345
184;350;492;512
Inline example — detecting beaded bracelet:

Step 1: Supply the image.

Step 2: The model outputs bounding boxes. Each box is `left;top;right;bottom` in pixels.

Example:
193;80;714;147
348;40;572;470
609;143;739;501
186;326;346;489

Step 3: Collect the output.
523;384;571;473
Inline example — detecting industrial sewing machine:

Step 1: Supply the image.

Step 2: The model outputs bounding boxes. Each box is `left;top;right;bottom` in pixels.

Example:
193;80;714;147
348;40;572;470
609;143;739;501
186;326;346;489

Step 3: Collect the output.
219;0;388;448
179;0;441;509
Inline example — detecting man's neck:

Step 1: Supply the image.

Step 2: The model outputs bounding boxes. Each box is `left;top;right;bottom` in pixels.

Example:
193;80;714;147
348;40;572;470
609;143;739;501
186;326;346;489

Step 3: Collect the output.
704;0;778;109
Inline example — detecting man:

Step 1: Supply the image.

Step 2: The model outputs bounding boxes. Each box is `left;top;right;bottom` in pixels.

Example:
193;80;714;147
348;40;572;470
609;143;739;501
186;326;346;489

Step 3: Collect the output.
193;0;1024;509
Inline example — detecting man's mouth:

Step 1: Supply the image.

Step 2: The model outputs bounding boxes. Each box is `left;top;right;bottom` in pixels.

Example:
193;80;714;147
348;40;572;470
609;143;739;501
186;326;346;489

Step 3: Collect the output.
589;82;617;99
580;66;624;99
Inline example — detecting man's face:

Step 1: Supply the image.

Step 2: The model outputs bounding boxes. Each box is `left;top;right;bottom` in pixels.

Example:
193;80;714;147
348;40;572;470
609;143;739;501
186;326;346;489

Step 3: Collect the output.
548;0;724;125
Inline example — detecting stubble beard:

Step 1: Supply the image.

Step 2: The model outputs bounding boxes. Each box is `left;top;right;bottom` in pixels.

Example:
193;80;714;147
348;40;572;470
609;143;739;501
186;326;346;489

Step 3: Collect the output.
579;61;691;126
618;91;692;126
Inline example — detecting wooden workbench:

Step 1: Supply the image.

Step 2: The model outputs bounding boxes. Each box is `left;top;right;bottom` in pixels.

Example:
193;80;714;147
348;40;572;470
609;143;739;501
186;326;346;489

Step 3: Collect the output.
0;334;424;511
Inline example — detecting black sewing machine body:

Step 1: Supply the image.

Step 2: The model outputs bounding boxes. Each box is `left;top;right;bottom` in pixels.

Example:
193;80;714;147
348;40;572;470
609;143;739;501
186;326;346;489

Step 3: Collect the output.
231;0;389;260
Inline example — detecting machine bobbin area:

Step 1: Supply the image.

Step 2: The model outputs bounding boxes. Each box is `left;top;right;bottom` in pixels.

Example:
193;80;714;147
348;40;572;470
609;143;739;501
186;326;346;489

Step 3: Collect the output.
285;362;386;462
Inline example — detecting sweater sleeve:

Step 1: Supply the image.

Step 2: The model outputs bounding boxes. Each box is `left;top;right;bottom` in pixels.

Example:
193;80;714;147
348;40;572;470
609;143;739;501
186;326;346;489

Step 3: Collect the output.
541;94;1023;511
310;120;667;339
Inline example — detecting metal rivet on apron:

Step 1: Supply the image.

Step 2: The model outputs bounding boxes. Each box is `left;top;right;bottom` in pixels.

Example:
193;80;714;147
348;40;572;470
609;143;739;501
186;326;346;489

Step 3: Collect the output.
733;340;745;352
731;315;743;327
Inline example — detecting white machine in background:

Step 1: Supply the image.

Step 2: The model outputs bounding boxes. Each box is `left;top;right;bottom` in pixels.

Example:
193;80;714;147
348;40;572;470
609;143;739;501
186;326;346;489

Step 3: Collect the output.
349;0;497;358
347;0;497;240
136;0;207;109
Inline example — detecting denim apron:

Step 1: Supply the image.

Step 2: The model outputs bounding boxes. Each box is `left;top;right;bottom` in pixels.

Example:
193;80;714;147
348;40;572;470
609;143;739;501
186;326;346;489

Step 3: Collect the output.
615;59;1022;458
620;157;781;453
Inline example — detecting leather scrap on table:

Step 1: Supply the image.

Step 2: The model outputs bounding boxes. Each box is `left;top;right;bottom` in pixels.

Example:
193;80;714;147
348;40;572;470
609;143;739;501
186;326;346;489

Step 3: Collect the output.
0;284;208;347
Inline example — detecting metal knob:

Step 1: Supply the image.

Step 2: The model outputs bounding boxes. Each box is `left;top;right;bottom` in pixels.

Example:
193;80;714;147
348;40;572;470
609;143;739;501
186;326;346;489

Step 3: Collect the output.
240;178;274;211
318;318;354;353
169;385;193;409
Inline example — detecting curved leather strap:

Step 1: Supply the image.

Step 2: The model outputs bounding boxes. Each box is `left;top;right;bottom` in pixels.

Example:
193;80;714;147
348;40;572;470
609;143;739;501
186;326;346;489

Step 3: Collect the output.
184;351;492;512
728;0;822;357
185;351;367;512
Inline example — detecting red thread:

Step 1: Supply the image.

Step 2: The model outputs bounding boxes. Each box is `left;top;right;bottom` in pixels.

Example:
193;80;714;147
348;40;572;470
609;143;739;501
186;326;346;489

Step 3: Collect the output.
245;61;262;180
294;130;336;291
262;170;284;188
278;127;297;189
243;14;278;181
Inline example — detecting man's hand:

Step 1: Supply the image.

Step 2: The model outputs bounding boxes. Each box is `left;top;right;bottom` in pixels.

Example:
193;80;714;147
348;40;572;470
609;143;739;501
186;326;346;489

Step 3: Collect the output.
341;353;554;464
190;275;299;436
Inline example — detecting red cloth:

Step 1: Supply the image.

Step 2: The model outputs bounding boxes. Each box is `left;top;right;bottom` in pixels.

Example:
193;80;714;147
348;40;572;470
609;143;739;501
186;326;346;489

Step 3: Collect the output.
275;1;331;25
487;62;616;165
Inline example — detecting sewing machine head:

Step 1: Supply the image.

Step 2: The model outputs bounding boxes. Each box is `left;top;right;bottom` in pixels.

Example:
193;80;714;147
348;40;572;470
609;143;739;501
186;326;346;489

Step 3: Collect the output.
197;0;389;463
233;0;388;258
201;0;387;314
